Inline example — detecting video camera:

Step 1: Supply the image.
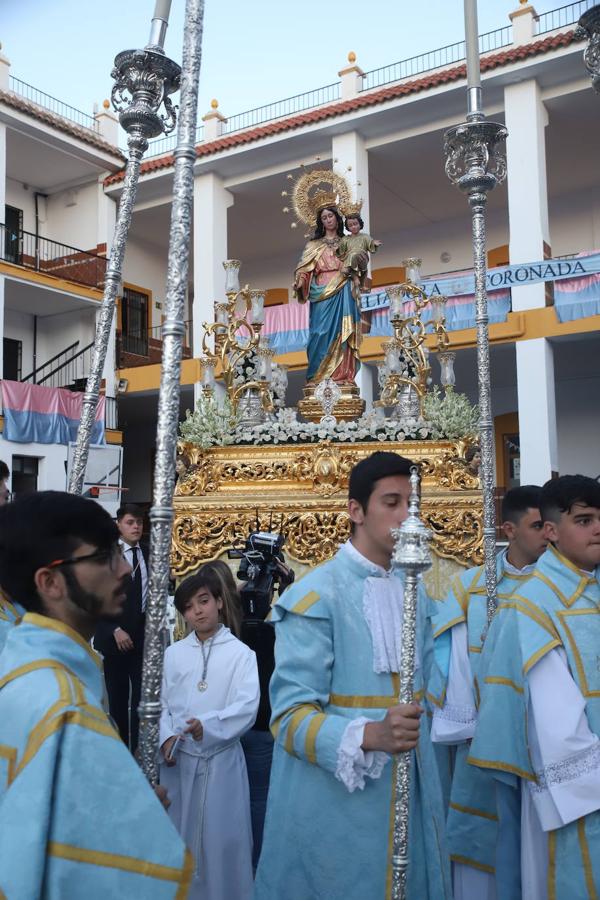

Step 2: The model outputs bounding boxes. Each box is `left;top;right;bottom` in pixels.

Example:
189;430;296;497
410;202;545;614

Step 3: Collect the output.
229;530;294;622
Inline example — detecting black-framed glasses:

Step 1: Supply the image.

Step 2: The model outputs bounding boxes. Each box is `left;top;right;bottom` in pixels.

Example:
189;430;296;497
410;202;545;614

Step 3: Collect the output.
48;543;124;572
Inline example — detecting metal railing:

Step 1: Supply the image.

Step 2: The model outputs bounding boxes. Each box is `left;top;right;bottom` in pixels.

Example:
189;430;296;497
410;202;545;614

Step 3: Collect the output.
22;340;94;389
149;319;193;346
122;332;149;357
222;83;340;135
535;0;595;34
0;223;107;290
361;25;513;91
146;124;205;159
8;75;99;132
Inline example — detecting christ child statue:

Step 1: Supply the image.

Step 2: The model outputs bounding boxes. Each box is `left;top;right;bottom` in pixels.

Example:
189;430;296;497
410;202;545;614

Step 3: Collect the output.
336;214;382;292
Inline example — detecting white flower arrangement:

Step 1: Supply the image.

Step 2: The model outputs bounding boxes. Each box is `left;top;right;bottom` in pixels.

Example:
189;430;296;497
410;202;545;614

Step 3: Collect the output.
179;387;479;448
422;386;479;441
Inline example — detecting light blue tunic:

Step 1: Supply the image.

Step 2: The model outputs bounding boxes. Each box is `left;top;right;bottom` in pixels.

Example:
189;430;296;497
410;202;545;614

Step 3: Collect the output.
0;612;192;899
470;545;600;899
0;596;24;655
254;543;451;900
431;552;529;897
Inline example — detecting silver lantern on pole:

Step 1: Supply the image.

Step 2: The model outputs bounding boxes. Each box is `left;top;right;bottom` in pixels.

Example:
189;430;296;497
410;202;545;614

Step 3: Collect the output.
443;0;507;625
577;5;600;93
138;0;206;785
390;465;432;900
68;0;180;494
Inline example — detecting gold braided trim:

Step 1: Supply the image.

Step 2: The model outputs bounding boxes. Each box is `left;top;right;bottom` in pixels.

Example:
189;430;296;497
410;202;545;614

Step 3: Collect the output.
496;599;559;641
284;705;320;756
467;755;535;782
16;709;118;780
47;841;191;885
577;819;597;899
23;614;102;669
304;713;326;765
433;614;465;639
290;590;320;615
329;693;396;709
449;801;498;822
523;639;562;675
484;676;524;695
450;854;494;875
0;744;17;785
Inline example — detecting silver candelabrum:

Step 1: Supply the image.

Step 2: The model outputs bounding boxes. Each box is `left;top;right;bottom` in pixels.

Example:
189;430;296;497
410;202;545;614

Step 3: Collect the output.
137;0;206;786
68;1;181;495
443;0;507;626
390;466;432;900
578;5;600;93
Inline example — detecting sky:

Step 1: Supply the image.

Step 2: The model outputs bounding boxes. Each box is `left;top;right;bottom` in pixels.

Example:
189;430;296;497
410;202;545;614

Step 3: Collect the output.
1;0;583;127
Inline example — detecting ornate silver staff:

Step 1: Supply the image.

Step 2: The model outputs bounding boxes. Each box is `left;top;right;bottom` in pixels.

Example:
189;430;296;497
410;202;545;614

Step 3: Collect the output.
443;0;507;625
68;1;180;494
577;5;600;93
390;465;432;900
138;0;205;785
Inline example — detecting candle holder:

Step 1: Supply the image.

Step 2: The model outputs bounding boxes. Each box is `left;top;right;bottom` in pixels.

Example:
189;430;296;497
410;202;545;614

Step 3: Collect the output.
577;5;600;93
376;277;450;417
201;260;273;423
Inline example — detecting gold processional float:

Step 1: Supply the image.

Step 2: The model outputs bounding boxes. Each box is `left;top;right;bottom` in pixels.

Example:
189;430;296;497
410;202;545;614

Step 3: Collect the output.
172;169;484;599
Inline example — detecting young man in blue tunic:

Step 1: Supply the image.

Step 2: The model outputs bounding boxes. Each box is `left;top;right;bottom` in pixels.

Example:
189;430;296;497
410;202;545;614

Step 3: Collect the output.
0;491;192;899
254;451;451;900
429;485;546;900
469;475;600;900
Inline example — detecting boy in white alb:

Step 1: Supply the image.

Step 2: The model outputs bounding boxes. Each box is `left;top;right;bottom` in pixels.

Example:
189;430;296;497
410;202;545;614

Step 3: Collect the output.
160;566;259;900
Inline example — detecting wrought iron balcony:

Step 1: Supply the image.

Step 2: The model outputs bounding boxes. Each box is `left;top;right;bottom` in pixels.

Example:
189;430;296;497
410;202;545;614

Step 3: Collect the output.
0;223;107;290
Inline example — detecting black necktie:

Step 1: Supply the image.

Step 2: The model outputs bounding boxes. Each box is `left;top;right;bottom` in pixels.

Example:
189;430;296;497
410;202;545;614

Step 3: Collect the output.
131;546;143;613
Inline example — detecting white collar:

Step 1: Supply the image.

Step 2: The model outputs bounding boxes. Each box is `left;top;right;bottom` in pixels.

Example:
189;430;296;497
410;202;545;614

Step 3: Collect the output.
501;547;536;577
342;540;391;578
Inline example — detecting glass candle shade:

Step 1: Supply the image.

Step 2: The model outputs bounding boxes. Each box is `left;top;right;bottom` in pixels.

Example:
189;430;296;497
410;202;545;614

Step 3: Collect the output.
402;257;422;286
214;303;228;325
438;351;456;389
250;290;266;325
387;286;404;320
201;358;216;388
223;259;241;294
430;293;447;324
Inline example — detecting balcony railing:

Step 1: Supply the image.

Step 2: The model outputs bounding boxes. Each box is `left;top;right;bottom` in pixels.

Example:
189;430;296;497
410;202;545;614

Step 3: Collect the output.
118;320;193;366
22;340;94;390
535;0;595;34
8;75;99;133
0;223;107;290
149;320;193;346
361;26;513;91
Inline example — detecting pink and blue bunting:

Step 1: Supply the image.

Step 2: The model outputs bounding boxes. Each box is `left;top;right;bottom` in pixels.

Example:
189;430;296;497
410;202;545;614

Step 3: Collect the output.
1;381;105;446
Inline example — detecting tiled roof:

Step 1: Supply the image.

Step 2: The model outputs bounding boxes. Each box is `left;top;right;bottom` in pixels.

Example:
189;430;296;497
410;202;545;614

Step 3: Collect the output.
104;29;580;187
0;89;125;161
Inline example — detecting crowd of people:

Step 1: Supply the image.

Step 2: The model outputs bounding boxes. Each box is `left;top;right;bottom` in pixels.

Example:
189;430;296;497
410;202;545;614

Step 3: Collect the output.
0;451;600;899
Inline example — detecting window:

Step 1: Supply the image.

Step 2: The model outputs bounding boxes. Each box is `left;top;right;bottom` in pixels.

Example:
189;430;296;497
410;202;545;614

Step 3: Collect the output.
11;455;39;498
3;338;22;381
4;205;23;265
122;287;149;356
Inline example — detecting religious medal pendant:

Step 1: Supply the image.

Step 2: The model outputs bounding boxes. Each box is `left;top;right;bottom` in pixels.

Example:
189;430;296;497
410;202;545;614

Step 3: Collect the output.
197;680;208;692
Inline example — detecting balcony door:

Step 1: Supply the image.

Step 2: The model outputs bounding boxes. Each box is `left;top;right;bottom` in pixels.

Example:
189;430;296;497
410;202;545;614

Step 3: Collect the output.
122;287;149;356
4;205;23;265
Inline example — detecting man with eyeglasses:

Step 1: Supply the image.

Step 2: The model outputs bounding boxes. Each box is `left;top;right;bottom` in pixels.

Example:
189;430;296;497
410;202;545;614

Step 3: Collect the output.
94;503;148;754
0;491;192;898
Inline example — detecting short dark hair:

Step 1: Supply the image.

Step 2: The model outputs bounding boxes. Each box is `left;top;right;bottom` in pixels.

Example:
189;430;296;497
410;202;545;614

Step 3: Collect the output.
501;485;542;524
116;503;144;521
349;451;413;513
0;460;9;481
345;214;364;230
0;491;119;612
174;566;241;634
540;475;600;523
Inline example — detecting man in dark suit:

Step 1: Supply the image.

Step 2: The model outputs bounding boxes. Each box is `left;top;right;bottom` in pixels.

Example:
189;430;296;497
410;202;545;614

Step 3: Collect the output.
94;503;148;753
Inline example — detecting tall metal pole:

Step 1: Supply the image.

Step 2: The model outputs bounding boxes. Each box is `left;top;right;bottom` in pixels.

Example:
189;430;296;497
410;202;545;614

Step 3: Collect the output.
390;466;432;900
138;0;205;785
68;4;180;495
443;0;507;626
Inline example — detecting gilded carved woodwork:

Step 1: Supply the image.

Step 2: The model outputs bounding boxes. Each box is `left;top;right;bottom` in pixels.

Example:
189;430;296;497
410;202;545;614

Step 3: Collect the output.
173;439;483;575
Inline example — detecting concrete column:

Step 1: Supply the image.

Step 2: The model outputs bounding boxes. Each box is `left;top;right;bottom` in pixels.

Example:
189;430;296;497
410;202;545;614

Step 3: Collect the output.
355;363;374;410
201;100;227;142
509;3;538;44
338;53;364;101
332;131;372;404
505;79;557;483
192;172;234;403
94;99;120;147
505;79;550;311
515;338;558;483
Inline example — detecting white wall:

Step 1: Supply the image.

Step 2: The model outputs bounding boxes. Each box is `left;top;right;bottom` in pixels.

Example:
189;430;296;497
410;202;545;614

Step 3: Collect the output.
123;236;170;328
549;187;600;257
0;439;68;492
3;307;35;375
36;306;97;367
4;177;37;233
45;181;99;251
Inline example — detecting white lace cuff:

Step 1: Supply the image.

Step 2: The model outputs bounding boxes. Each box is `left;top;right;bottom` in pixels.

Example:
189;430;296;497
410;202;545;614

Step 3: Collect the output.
528;741;600;830
431;702;477;743
335;717;389;793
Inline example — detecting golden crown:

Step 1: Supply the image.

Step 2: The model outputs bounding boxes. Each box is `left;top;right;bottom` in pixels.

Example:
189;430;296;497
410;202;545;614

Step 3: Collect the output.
342;199;363;217
282;167;352;227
